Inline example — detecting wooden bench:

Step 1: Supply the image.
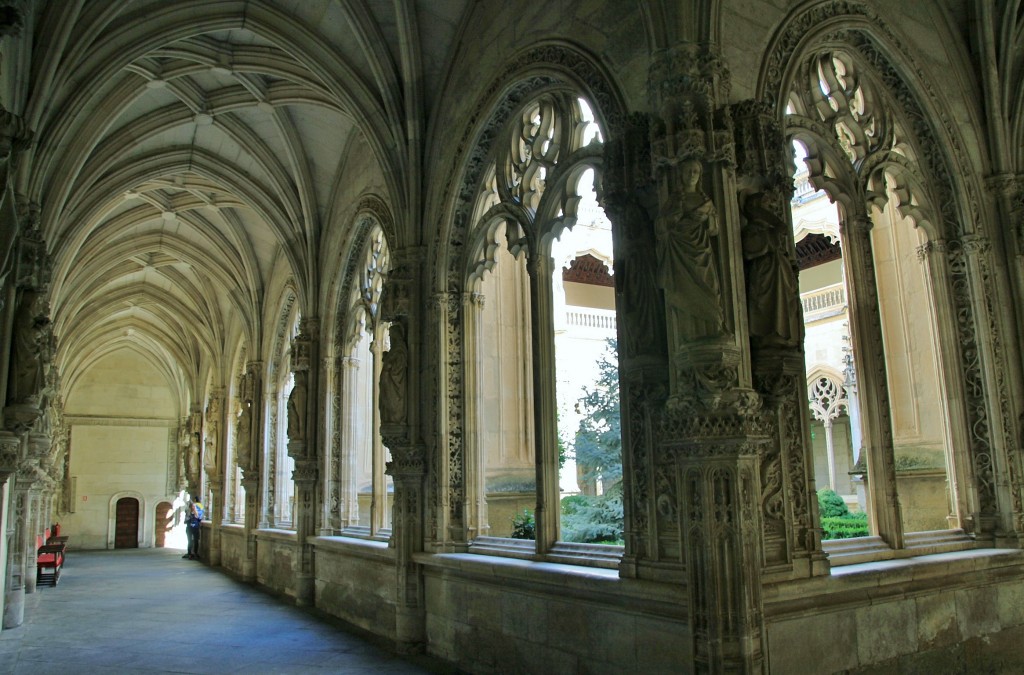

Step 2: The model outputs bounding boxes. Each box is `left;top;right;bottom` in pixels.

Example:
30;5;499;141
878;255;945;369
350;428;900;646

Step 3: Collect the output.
36;527;66;586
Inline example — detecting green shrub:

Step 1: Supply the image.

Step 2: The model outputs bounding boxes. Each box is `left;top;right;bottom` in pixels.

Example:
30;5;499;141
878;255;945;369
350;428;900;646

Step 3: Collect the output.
510;509;535;540
560;494;623;544
821;513;869;539
817;489;849;518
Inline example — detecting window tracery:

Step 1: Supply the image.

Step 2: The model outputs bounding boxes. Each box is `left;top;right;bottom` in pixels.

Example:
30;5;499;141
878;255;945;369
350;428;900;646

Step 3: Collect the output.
786;42;968;545
463;94;617;556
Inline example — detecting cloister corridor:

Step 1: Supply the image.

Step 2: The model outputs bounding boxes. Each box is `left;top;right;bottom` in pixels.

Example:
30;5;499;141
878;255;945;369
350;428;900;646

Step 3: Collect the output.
0;549;447;674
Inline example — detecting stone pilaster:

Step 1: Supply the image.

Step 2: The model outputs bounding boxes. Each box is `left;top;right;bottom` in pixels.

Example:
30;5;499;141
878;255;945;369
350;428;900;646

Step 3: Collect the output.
2;470;30;628
287;319;318;605
732;99;828;579
237;361;261;581
204;390;225;566
842;214;903;547
380;248;426;651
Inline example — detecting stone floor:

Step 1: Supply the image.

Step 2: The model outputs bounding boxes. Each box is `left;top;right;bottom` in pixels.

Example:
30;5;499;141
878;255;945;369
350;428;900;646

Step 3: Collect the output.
0;548;449;674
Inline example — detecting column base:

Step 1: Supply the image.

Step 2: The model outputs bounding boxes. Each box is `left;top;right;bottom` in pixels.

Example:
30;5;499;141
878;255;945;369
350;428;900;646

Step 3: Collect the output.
2;589;23;628
294;575;314;606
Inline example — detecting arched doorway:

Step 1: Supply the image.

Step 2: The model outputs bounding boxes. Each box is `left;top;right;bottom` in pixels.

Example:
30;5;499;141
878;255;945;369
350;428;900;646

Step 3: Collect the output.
115;497;139;548
154;501;173;547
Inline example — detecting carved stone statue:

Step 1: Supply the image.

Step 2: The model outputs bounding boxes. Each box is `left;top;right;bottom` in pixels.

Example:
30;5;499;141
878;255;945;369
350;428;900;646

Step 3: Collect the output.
7;289;51;407
187;415;201;485
379;322;408;424
287;371;307;442
204;398;220;472
741;192;801;347
235;402;252;469
655;159;725;344
618;200;665;358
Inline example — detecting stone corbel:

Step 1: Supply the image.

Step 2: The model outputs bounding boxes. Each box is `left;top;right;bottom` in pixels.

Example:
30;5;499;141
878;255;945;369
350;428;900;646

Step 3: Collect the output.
0;430;21;483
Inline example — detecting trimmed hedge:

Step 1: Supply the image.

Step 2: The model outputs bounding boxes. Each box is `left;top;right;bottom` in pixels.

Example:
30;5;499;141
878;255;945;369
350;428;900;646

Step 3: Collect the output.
821;513;869;539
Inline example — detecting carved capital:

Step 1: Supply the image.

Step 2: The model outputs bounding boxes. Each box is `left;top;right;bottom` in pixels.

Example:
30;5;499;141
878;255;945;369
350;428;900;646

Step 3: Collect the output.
0;431;21;478
962;234;991;256
649;44;734;169
985;173;1017;197
916;238;947;262
730;98;790;194
385;442;426;477
291;460;318;484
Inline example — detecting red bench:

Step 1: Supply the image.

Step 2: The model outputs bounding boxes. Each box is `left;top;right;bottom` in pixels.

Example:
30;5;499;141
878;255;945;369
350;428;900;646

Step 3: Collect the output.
36;526;66;586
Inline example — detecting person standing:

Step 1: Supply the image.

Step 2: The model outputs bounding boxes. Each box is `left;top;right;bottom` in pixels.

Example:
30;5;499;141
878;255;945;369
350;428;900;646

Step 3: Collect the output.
183;497;204;560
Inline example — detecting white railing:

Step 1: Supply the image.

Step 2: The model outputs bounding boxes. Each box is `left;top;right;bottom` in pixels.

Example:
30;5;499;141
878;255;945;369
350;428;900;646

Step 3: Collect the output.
565;308;617;330
801;282;846;316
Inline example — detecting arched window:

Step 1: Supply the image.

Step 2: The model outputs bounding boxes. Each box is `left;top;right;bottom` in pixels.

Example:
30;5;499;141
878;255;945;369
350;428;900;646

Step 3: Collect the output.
263;298;299;529
465;94;621;558
787;48;965;546
337;228;392;538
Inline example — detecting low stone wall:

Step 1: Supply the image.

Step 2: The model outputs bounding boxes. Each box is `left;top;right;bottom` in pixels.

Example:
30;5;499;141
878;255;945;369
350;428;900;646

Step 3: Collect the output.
311;537;398;639
233;534;1024;673
418;553;690;673
254;529;299;599
765;549;1024;673
217;524;245;573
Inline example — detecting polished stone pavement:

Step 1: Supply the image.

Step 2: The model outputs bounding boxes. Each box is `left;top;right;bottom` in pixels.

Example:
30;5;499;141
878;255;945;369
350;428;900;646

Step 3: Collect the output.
0;548;448;674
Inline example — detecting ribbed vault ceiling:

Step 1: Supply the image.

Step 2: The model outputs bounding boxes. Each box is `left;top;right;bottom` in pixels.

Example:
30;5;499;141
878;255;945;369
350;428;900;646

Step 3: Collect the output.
18;0;466;407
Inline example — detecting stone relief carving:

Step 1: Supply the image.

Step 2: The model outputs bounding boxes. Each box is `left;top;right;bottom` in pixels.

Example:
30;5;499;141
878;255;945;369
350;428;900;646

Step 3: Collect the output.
204;397;220;473
741;192;801;348
379;322;408;425
6;290;55;421
287;370;307;443
655;158;726;344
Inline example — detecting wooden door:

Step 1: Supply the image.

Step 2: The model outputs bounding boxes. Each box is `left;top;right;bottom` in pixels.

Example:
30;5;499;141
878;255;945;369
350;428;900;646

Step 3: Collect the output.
154;501;172;547
114;497;139;548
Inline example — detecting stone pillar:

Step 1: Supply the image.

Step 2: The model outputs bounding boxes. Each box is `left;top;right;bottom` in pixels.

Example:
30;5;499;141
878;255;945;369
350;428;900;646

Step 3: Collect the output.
380;250;427;652
2;456;45;626
338;355;359;528
236;361;261;581
842;214;903;546
320;355;336;535
0;430;19;626
204;390;225;565
287;319;318;606
462;291;488;539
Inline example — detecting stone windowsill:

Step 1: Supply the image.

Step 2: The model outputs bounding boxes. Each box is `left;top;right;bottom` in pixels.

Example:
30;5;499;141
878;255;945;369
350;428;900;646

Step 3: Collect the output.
765;548;1024;619
822;529;976;566
415;550;687;616
469;536;624;569
253;528;298;543
311;534;395;562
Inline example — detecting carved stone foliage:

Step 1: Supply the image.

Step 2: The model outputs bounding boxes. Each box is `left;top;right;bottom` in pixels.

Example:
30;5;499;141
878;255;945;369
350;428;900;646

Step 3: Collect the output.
648;43;734;169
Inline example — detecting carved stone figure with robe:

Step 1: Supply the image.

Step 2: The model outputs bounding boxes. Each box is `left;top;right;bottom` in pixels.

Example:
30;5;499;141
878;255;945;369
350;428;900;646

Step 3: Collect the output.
204;398;220;473
287;371;307;442
655;159;726;345
186;415;201;485
236;402;252;470
379;322;408;424
617;200;665;358
741;192;801;347
7;289;50;407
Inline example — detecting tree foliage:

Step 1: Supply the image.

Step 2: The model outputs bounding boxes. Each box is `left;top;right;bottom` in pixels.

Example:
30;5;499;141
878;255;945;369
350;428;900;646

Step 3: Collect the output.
562;338;624;544
573;339;622;492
